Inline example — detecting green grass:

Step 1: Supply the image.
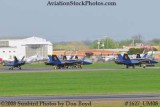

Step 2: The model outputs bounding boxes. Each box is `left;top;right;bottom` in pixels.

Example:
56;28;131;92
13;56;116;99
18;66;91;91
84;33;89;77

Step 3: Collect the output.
0;68;160;96
22;61;160;68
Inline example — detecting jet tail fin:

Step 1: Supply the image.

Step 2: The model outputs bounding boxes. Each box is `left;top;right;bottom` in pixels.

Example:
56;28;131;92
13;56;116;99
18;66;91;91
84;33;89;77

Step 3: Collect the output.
136;54;141;58
69;56;74;60
21;56;25;62
75;56;78;60
63;56;67;60
123;54;131;60
70;55;78;60
52;55;61;65
118;54;131;63
117;54;124;62
142;54;147;58
48;55;53;62
82;56;86;61
14;56;19;63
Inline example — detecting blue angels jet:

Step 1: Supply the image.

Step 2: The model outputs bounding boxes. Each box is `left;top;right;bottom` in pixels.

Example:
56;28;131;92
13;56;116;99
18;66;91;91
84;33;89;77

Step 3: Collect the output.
3;56;25;70
133;53;158;67
134;53;147;59
45;55;92;69
45;55;74;69
115;53;158;68
116;54;140;68
66;55;92;68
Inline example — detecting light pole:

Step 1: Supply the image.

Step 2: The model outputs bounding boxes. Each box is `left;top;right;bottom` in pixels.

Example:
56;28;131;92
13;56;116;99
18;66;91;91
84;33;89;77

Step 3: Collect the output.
103;36;108;49
101;38;105;50
97;40;100;49
101;43;104;49
132;39;135;46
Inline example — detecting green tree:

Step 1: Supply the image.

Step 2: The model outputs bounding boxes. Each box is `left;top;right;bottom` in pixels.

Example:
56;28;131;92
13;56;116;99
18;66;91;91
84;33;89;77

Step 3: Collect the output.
148;38;160;45
89;40;99;49
103;38;117;49
132;34;143;43
118;39;133;47
54;41;89;50
128;48;144;55
90;38;118;49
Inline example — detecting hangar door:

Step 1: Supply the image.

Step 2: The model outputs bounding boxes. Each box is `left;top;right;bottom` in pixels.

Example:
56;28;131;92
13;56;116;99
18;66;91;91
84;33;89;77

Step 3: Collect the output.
25;45;48;58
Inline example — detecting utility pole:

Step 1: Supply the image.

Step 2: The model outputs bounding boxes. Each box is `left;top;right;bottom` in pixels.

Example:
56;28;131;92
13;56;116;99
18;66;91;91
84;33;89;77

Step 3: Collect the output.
97;40;100;49
132;39;135;46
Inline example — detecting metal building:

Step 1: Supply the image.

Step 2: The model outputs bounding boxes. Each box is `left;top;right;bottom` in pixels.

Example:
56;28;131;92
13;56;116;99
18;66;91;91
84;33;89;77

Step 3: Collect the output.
0;36;53;61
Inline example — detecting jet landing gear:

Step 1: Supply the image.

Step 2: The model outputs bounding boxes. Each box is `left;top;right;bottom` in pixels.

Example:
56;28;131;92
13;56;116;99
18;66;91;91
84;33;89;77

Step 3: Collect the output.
126;65;135;69
126;65;129;69
9;67;13;70
8;66;22;70
132;65;135;69
18;66;21;70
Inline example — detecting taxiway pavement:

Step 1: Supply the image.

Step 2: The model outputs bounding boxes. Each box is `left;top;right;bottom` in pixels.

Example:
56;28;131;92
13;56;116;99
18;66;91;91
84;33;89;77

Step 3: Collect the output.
1;94;160;101
0;66;160;73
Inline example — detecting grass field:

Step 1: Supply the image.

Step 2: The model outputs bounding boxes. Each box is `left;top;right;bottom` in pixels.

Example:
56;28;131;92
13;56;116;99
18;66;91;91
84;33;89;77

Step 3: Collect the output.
0;68;160;96
0;62;160;107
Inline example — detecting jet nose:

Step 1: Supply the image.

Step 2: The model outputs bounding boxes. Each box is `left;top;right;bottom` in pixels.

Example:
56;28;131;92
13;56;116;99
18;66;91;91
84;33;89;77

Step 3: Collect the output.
3;62;5;66
154;60;158;63
84;61;92;65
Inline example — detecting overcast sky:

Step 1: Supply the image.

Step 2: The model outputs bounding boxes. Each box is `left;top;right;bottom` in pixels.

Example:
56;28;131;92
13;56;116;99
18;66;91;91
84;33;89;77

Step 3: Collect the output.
0;0;160;42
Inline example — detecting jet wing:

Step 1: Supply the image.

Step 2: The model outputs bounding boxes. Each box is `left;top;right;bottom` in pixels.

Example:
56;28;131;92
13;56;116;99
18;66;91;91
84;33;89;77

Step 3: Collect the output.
130;60;140;64
139;59;158;64
3;62;14;66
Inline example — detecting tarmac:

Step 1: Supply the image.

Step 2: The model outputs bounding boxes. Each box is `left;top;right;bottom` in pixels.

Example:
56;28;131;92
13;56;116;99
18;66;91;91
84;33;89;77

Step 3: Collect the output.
0;67;126;73
0;66;160;73
1;94;160;101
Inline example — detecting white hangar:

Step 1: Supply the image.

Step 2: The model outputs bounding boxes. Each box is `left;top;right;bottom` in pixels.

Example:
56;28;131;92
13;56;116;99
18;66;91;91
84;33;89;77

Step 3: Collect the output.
0;36;53;61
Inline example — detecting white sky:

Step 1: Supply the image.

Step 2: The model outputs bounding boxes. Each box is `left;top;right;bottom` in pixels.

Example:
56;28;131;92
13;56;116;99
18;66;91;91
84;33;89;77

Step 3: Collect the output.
0;0;160;42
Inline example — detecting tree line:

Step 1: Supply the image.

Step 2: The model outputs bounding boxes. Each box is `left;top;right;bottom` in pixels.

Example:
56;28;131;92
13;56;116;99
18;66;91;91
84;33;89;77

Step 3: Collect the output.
53;35;160;54
90;35;160;49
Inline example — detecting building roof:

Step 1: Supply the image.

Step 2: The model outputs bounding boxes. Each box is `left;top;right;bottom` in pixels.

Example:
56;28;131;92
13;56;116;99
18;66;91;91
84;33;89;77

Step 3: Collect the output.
23;37;52;45
0;36;30;40
0;36;52;45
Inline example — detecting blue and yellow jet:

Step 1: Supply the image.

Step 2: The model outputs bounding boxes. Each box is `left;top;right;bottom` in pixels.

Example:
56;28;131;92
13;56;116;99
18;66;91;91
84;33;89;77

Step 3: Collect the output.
116;54;158;68
45;55;92;69
3;56;25;70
